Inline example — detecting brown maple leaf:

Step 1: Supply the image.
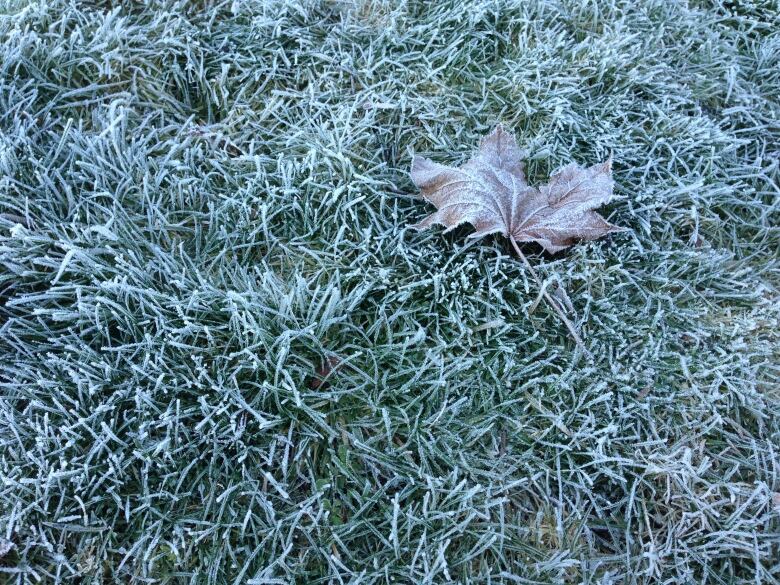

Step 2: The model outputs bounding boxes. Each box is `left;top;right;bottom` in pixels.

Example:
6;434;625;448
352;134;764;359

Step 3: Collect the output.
410;125;624;253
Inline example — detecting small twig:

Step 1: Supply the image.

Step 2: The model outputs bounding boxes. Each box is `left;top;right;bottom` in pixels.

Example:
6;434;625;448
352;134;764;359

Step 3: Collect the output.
509;238;592;359
0;213;32;228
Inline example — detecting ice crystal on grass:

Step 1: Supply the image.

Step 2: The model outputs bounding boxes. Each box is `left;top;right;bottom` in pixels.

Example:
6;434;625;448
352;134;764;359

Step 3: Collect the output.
0;0;779;584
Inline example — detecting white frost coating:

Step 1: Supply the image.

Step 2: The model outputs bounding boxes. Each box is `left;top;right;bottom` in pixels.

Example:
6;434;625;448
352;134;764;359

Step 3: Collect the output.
0;1;777;583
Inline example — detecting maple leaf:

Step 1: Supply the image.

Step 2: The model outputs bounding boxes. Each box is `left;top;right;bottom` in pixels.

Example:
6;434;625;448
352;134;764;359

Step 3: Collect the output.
410;125;624;253
408;125;627;357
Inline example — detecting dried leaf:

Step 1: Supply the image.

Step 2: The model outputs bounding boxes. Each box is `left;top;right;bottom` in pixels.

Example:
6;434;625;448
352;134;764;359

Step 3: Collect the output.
410;125;625;253
308;356;342;390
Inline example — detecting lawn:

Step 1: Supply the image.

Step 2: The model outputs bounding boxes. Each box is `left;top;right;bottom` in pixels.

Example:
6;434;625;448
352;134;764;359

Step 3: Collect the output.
0;0;779;583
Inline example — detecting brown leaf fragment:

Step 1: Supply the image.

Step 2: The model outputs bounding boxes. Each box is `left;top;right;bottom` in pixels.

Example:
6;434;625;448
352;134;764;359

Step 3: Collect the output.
410;125;626;253
308;356;342;390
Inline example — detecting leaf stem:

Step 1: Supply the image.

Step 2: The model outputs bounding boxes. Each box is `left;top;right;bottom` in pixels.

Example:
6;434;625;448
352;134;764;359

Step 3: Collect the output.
509;237;592;359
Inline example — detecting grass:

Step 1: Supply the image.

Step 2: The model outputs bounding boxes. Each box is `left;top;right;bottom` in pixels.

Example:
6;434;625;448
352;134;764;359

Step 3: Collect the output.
0;0;778;582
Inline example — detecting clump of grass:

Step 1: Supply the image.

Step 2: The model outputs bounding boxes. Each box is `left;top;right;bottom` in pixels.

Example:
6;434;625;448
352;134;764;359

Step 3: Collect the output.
0;0;778;583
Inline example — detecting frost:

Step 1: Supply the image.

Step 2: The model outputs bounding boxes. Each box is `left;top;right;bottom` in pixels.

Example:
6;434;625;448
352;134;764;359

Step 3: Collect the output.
0;0;777;583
